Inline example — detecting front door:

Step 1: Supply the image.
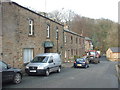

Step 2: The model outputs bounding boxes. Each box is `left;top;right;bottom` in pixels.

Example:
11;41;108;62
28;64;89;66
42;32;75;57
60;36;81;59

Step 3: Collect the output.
44;48;51;53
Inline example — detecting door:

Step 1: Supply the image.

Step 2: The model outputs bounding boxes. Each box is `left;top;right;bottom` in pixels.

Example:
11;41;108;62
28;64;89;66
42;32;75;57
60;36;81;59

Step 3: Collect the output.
23;48;33;64
44;48;51;53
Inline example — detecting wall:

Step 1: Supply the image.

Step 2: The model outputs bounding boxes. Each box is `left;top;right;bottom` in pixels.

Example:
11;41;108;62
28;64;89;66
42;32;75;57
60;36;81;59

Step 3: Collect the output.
0;2;2;60
63;30;85;62
1;2;64;69
106;48;120;61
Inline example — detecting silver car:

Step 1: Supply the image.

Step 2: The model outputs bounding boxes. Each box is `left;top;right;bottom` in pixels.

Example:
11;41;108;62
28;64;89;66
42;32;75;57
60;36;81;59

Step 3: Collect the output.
25;53;62;76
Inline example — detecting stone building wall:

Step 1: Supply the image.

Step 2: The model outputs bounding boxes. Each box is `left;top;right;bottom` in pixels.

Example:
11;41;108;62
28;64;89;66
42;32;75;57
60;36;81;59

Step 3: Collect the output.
1;2;64;68
63;29;85;62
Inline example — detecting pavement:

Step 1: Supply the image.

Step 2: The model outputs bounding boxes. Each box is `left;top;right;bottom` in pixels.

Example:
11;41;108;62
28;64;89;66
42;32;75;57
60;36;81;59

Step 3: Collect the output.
115;64;120;80
62;62;73;68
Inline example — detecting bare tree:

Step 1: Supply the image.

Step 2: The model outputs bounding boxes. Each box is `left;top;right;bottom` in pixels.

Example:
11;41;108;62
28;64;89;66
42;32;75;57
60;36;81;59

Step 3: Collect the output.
48;9;76;24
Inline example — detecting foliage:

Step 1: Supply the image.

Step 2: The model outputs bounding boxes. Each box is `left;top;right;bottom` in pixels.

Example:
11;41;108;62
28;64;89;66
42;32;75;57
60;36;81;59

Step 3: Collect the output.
48;10;119;53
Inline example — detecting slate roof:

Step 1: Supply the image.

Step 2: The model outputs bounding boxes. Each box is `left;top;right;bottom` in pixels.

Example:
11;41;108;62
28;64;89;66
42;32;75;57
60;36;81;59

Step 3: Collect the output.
110;47;120;53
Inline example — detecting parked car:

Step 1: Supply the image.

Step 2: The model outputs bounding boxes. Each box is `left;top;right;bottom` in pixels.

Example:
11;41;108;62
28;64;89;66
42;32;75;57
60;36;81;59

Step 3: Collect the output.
88;56;100;64
25;53;62;76
0;61;22;84
73;58;89;68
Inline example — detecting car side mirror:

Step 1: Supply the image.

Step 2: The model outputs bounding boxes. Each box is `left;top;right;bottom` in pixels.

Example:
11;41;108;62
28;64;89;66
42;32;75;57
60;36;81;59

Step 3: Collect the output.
7;64;11;69
49;60;53;63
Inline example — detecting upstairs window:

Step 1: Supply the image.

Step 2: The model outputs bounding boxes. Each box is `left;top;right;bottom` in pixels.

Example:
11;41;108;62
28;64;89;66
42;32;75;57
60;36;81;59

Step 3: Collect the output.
29;19;34;35
64;35;67;43
76;38;78;44
71;36;73;44
47;24;50;38
56;27;59;40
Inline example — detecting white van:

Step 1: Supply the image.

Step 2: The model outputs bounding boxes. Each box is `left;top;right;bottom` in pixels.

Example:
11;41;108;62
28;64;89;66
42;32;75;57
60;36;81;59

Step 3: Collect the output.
25;53;62;76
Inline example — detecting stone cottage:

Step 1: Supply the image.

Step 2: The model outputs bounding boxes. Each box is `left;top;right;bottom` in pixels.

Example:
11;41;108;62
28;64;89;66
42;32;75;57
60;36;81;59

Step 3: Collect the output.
106;47;120;61
0;1;64;69
63;29;85;62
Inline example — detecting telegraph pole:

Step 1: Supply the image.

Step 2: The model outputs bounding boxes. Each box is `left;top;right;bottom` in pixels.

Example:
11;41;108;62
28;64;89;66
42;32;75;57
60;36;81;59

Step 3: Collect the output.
45;0;46;12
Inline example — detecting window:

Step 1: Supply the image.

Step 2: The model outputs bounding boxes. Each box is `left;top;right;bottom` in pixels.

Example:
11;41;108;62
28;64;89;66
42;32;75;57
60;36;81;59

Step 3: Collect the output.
71;49;73;56
76;38;78;44
64;35;67;43
23;48;33;63
79;38;81;44
1;61;7;70
49;56;53;63
29;19;34;35
65;50;67;58
56;27;59;40
31;56;48;63
76;49;78;55
47;24;50;38
71;36;73;44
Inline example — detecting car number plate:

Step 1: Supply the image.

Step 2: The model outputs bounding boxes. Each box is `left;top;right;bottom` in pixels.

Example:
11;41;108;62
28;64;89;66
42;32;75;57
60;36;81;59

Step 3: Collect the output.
30;70;36;72
77;64;82;66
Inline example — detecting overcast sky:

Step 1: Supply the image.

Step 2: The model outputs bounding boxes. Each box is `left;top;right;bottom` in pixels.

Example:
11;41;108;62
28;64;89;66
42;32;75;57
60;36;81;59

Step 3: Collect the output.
11;0;119;22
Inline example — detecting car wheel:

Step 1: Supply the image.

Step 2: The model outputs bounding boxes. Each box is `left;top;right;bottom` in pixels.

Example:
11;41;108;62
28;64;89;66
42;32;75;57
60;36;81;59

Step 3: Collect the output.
45;69;49;76
57;67;61;73
87;65;89;68
13;73;22;84
85;65;88;68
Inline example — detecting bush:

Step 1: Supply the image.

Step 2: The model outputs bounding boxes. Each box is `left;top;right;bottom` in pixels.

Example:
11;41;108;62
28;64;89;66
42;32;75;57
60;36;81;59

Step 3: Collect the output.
74;56;80;60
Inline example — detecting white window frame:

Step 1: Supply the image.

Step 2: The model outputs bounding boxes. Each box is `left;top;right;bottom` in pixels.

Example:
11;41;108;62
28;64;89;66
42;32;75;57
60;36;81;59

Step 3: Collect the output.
29;19;34;35
56;27;59;40
23;48;33;64
47;24;50;38
64;35;67;43
65;50;67;58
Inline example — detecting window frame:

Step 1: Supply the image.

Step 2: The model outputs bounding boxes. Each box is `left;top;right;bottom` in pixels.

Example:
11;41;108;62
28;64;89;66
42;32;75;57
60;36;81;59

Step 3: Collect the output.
46;24;50;38
28;19;34;36
64;35;67;43
56;26;59;40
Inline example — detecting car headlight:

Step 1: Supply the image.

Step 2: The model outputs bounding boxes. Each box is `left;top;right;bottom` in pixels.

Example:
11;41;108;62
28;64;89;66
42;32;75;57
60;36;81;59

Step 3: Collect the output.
37;66;44;69
82;62;85;64
26;66;29;69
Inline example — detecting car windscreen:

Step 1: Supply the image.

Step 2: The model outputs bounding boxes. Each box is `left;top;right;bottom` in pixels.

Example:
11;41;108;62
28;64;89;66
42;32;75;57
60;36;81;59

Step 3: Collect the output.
76;58;85;62
31;56;49;63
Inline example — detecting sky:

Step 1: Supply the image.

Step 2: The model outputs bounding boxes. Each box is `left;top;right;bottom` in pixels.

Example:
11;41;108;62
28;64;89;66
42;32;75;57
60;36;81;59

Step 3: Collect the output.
10;0;120;22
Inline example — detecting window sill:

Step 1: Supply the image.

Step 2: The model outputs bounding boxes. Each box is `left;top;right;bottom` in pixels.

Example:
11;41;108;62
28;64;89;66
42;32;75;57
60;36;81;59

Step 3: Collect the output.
28;34;35;37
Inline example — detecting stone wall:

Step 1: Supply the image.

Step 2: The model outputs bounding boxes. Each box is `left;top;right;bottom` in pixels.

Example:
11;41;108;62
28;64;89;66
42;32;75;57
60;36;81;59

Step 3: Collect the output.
1;2;64;68
63;30;85;61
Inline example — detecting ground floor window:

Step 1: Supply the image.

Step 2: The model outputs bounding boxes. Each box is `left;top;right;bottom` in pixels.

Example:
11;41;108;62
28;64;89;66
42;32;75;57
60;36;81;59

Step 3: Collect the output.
23;48;33;64
65;50;67;58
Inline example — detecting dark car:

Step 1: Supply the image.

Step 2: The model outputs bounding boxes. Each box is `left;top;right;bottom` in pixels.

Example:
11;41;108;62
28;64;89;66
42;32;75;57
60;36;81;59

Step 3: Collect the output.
73;58;89;68
0;61;22;84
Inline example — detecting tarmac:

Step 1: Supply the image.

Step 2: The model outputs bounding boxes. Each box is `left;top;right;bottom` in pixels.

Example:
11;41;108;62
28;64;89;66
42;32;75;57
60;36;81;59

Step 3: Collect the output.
62;62;73;68
115;64;120;81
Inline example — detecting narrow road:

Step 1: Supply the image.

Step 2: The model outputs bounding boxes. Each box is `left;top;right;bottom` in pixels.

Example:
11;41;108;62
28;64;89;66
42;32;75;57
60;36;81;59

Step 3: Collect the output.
2;56;118;88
